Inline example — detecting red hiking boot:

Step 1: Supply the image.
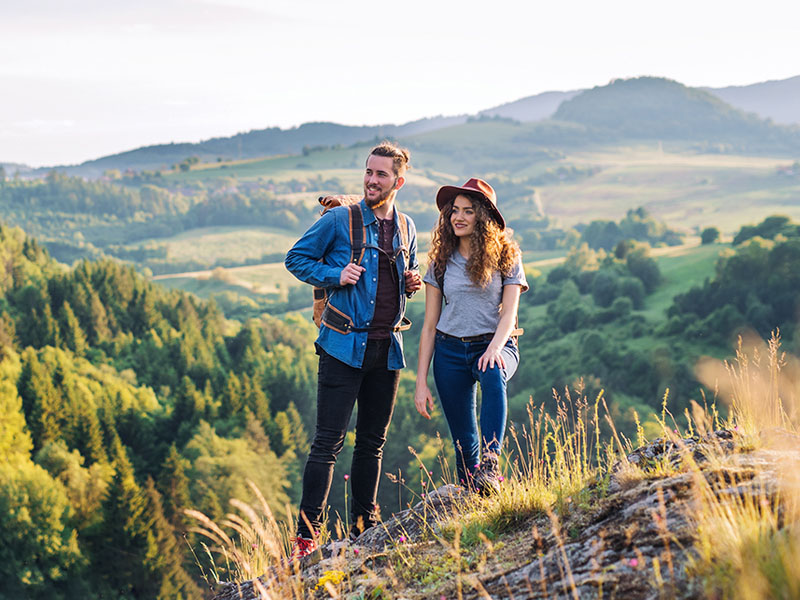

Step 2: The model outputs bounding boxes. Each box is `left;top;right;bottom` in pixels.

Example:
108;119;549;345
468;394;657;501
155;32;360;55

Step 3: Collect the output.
289;536;318;562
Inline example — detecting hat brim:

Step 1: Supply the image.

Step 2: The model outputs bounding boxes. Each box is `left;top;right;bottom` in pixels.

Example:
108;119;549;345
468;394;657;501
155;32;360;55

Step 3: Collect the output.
435;185;506;230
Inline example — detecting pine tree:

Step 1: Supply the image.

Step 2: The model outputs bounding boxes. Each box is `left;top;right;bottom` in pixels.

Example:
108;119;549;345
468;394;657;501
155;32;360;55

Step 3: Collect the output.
89;433;158;596
221;371;243;416
18;348;62;451
72;402;108;465
59;300;87;357
141;478;203;600
157;444;192;528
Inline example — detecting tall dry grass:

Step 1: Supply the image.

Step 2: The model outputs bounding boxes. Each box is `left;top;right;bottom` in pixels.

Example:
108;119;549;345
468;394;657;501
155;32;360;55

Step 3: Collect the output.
185;331;800;599
687;331;800;599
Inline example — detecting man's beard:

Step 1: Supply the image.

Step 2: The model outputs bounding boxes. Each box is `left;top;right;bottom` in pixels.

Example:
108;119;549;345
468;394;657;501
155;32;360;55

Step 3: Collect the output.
364;185;393;209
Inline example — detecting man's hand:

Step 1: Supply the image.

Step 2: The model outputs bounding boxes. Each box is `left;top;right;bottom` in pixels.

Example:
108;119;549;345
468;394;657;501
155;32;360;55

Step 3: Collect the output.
404;269;422;293
340;263;365;286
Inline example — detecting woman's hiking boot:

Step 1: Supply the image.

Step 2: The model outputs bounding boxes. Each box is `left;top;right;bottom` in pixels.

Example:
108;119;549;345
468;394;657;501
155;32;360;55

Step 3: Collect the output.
473;452;502;496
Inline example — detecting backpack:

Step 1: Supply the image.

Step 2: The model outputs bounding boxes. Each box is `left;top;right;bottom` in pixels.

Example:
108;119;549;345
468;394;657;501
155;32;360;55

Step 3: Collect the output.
432;261;524;338
312;195;411;333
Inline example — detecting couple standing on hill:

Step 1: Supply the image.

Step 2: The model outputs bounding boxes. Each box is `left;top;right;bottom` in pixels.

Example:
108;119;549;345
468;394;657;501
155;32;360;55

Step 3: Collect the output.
284;142;528;559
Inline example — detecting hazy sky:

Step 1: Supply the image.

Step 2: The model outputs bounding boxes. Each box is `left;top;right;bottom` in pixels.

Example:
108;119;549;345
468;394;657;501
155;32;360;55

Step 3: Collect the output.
2;0;798;167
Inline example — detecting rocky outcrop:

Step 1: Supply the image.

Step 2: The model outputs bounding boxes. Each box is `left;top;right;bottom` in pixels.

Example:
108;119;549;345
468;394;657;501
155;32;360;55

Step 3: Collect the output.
213;430;800;600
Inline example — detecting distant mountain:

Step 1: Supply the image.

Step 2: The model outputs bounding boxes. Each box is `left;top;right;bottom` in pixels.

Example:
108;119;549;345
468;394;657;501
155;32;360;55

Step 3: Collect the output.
36;75;800;178
553;76;800;151
479;90;581;121
1;162;34;176
49;116;468;178
705;75;800;125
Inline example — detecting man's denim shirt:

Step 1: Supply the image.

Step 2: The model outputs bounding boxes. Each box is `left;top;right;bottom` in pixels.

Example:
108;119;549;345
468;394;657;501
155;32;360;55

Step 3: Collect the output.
285;200;418;369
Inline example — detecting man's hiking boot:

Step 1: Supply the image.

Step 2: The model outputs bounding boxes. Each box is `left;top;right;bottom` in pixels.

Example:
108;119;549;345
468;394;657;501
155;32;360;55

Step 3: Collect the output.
473;452;502;496
289;535;318;562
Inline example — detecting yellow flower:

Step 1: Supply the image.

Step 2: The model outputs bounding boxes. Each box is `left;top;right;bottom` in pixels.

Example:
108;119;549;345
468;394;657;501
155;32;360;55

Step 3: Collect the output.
315;569;346;591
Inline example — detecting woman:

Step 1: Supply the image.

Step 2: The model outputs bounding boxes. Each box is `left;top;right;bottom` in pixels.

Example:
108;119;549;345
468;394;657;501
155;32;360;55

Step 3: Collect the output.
415;178;527;494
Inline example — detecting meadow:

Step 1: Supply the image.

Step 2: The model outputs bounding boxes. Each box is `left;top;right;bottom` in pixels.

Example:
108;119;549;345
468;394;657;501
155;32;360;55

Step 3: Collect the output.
164;139;800;237
140;226;300;267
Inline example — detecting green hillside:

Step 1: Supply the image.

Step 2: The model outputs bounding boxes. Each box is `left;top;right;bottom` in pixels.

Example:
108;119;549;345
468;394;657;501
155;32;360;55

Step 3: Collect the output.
554;77;800;152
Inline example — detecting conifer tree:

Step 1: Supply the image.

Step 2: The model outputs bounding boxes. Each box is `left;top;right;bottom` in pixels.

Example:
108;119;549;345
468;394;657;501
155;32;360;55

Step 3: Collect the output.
158;444;192;528
141;478;202;600
59;300;87;356
18;348;62;451
91;434;148;596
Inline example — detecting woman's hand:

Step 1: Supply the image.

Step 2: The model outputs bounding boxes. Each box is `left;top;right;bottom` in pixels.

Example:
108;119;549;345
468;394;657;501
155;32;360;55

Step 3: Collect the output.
414;384;436;419
478;344;506;372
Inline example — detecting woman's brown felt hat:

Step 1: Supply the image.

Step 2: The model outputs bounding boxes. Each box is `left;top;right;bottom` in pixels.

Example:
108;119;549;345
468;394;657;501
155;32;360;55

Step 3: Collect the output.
435;178;505;229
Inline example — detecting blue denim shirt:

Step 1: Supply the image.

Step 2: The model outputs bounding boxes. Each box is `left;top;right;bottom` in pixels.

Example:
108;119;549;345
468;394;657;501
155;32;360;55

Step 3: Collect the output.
285;200;418;369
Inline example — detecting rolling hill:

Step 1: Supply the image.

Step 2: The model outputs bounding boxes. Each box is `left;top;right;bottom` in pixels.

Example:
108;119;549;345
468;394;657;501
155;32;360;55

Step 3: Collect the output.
706;75;800;125
553;77;800;152
25;75;800;179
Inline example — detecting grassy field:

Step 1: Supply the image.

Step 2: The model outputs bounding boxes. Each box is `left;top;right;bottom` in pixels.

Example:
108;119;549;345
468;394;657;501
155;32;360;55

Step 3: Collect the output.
532;146;800;233
641;242;726;319
132;226;299;265
154;261;300;298
165;138;800;238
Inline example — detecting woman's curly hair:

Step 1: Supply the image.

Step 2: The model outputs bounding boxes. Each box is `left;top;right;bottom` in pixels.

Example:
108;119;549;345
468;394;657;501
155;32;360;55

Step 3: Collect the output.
429;193;520;287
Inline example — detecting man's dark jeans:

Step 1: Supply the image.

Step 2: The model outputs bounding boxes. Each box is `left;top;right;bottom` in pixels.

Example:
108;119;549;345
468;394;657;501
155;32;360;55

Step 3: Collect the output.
297;338;399;538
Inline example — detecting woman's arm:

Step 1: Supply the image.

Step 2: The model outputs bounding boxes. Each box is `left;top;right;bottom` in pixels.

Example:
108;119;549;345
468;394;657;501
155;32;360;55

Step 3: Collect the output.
477;284;522;372
415;283;443;419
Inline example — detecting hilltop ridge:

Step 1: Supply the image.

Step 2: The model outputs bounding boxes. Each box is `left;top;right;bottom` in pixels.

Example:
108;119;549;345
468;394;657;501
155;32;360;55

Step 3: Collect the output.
20;74;800;178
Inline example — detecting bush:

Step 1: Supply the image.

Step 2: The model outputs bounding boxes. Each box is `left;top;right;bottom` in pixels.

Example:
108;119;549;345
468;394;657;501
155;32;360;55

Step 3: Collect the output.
591;271;618;307
618;277;645;309
700;227;720;244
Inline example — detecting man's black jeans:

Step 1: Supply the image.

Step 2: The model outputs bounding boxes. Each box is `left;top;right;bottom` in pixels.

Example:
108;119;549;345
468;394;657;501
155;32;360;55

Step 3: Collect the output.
297;338;399;538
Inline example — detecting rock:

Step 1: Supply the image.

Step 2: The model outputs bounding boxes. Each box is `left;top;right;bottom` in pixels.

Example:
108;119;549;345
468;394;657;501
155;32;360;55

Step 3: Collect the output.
212;435;800;600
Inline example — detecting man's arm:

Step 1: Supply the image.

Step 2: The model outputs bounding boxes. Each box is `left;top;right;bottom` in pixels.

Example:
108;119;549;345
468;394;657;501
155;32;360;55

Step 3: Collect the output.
284;210;343;288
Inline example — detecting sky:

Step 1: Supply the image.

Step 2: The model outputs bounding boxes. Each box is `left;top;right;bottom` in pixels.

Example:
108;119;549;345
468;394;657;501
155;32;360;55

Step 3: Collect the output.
1;0;799;168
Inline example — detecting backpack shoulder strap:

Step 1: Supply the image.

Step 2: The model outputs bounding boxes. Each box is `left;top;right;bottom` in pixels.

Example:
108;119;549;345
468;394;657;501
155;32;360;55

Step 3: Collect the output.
348;204;366;265
397;211;409;255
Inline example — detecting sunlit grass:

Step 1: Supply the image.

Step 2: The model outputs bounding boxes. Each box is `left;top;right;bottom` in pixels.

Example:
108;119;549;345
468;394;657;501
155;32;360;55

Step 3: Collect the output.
186;330;800;599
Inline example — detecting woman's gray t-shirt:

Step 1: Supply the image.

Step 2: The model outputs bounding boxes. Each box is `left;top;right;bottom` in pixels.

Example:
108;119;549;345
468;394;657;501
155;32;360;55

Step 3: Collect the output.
423;252;528;338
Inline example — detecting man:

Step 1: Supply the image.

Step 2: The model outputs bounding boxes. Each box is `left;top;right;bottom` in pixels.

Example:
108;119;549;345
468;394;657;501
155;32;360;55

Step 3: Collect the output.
284;142;422;558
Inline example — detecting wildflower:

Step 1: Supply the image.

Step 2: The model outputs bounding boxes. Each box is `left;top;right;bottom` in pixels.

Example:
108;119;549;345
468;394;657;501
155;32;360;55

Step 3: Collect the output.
353;548;360;555
422;493;426;498
429;470;433;476
498;476;505;482
344;474;350;481
398;536;406;543
422;480;427;487
314;569;346;591
630;558;639;567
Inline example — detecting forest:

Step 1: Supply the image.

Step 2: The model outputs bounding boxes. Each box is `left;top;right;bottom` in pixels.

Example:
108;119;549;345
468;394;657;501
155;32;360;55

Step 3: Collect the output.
2;208;800;597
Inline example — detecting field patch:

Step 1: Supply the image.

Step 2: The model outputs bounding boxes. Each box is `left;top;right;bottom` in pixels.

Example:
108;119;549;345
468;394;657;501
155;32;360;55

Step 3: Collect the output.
133;226;298;265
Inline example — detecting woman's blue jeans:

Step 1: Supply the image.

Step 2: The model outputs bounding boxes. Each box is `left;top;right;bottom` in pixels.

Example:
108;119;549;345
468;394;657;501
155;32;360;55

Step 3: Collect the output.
432;332;519;485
